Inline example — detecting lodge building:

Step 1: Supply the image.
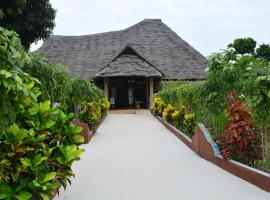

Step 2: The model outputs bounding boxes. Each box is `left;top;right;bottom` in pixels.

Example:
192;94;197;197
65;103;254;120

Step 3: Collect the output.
38;19;207;108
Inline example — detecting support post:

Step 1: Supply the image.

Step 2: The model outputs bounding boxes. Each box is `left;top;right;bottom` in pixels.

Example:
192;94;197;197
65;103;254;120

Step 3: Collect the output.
104;77;109;100
149;77;154;107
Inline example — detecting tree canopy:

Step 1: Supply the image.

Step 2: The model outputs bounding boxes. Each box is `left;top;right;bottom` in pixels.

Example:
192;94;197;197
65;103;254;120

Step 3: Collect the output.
0;0;56;50
256;44;270;61
228;37;257;55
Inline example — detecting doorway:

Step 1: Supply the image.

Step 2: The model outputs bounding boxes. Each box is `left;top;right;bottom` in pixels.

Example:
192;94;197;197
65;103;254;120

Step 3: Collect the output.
109;78;129;108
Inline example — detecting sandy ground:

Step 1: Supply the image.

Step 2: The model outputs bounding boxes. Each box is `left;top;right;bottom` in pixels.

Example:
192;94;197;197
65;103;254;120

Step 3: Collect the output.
56;110;270;200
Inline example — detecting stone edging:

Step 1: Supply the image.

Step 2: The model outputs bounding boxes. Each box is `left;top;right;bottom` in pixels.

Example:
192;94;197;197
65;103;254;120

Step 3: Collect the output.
151;112;270;192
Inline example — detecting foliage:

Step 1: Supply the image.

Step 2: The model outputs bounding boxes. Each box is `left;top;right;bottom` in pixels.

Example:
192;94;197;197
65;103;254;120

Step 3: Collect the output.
216;93;262;165
228;37;256;55
23;54;71;109
79;99;110;131
152;98;196;138
256;44;270;61
159;81;204;113
68;77;104;112
183;113;196;137
0;0;56;49
162;104;175;123
23;55;105;116
0;27;84;199
254;160;270;173
203;48;270;123
151;97;165;117
203;40;270;171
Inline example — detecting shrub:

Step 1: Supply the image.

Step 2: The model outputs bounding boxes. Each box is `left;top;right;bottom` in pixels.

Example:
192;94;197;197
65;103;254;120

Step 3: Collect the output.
162;104;175;123
158;81;204;113
79;99;110;131
24;57;105;115
151;98;166;116
216;93;262;165
69;78;104;107
0;27;84;199
23;55;72;109
182;113;196;137
152;97;196;138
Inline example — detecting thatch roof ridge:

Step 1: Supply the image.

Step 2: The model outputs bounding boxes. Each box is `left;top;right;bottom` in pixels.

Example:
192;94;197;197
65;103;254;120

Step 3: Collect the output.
95;45;163;78
37;19;207;80
95;54;162;78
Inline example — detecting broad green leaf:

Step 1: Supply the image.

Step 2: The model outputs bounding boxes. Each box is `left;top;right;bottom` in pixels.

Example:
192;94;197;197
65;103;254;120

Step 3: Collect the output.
33;154;47;167
15;191;32;200
0;182;13;199
7;123;27;142
40;193;49;200
48;108;60;115
0;70;12;78
32;180;40;187
268;91;270;98
65;124;83;134
0;194;12;199
41;185;47;191
25;82;35;90
56;157;65;165
72;135;84;144
42;172;57;183
49;181;61;190
28;129;35;136
60;145;85;163
44;120;55;129
28;106;39;116
40;100;51;113
7;123;20;135
20;158;31;167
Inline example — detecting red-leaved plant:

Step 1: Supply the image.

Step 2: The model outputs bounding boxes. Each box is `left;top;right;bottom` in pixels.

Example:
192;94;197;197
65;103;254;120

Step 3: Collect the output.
216;92;262;165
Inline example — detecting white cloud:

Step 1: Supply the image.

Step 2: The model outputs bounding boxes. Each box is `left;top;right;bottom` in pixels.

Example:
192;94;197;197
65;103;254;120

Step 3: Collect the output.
31;0;270;56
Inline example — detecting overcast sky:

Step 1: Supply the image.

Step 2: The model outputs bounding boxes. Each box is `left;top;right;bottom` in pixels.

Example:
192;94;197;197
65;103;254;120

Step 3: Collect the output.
31;0;270;56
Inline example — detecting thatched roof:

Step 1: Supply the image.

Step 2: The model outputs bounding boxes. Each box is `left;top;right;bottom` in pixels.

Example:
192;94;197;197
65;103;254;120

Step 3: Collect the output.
95;45;163;78
37;19;207;80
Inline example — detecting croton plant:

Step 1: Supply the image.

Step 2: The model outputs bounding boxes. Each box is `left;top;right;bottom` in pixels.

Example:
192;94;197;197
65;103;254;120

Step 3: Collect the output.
0;28;84;199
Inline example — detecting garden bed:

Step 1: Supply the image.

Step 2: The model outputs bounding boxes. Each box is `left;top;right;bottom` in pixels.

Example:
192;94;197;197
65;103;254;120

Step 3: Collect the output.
152;112;270;192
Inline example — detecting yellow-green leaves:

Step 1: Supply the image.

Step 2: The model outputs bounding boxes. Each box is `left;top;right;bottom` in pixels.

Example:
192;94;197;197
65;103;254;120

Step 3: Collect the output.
7;123;27;146
72;135;84;144
57;145;85;165
42;172;57;183
21;154;48;170
15;191;32;200
20;158;31;167
40;100;51;113
0;70;12;78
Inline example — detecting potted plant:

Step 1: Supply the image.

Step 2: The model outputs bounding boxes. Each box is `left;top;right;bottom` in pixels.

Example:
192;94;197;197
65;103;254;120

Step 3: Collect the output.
134;100;143;109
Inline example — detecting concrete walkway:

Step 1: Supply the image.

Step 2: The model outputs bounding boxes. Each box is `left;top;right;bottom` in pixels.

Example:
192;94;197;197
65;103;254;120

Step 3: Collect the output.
56;110;270;200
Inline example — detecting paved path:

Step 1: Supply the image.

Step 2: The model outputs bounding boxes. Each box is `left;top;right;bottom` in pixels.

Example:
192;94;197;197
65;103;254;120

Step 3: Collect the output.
56;110;270;200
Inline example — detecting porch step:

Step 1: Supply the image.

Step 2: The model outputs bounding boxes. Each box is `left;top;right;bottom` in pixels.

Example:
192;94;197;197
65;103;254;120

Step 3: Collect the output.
109;109;137;114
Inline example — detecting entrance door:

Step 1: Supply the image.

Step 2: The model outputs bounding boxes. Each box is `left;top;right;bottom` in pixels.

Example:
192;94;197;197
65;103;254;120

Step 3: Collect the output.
133;79;147;108
110;78;129;108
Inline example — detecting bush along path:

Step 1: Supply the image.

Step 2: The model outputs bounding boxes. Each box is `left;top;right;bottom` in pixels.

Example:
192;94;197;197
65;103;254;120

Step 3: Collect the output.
0;27;109;199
